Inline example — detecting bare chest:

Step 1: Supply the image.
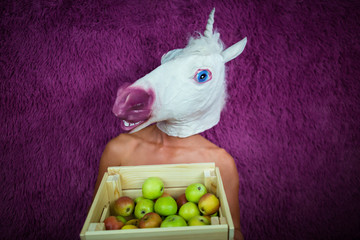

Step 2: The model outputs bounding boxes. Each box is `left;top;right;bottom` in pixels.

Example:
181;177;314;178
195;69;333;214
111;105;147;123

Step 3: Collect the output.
121;144;220;167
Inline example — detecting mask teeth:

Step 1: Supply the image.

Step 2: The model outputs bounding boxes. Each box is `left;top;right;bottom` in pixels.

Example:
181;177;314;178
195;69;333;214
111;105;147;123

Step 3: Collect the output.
123;120;141;127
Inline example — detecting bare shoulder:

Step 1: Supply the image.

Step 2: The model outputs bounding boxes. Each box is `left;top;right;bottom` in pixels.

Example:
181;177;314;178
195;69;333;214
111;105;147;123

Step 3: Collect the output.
101;133;139;166
198;136;236;163
215;148;238;173
197;136;238;175
106;133;135;151
94;133;138;194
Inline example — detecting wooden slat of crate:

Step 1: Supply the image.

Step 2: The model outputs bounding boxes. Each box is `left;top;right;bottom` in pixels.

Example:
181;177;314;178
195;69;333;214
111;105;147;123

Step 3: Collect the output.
80;172;110;240
106;174;122;214
99;204;110;223
204;168;217;194
87;223;105;231
107;163;215;189
84;225;228;240
215;167;234;240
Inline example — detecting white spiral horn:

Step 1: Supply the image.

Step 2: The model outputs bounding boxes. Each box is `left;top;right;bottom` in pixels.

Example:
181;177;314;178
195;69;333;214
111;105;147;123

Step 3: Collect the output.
204;8;215;38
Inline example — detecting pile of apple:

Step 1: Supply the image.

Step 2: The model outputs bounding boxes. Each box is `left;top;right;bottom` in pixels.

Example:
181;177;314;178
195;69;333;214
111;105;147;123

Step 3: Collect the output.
104;177;220;230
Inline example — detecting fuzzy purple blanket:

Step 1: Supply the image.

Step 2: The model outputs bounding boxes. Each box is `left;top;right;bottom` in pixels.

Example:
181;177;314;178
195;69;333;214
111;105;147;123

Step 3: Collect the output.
1;1;359;239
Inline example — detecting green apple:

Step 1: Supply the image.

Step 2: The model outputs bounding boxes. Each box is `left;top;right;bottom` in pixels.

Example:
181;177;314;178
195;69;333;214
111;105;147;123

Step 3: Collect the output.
154;192;172;204
211;211;218;217
188;215;210;226
116;215;127;224
134;199;154;219
203;215;211;222
154;196;177;216
178;202;200;221
142;177;164;200
134;196;145;204
160;215;187;227
155;192;171;202
139;212;162;228
185;183;207;203
198;193;220;215
113;196;135;217
104;216;125;230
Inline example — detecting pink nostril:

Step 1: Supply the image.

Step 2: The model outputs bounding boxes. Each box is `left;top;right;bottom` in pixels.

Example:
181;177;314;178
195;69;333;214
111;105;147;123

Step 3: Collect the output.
112;87;154;122
124;89;151;109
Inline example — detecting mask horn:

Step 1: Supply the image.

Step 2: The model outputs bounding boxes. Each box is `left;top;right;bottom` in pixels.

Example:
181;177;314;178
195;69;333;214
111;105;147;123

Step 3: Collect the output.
204;8;215;38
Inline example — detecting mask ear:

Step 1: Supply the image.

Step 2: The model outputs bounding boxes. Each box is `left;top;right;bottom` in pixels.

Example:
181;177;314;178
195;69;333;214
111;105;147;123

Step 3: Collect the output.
161;49;183;64
221;37;247;63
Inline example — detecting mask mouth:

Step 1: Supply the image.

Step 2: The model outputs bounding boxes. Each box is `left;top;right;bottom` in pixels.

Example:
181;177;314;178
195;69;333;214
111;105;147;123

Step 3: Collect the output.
112;86;154;132
121;120;146;131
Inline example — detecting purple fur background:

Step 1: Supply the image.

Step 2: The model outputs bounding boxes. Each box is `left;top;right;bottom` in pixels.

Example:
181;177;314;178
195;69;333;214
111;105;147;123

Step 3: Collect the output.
1;0;359;239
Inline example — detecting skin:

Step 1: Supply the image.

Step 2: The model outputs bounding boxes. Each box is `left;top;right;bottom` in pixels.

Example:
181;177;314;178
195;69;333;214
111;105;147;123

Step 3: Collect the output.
94;125;244;240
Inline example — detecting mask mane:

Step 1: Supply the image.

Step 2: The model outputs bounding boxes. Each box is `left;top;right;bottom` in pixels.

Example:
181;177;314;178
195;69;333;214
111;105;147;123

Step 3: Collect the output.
184;32;224;56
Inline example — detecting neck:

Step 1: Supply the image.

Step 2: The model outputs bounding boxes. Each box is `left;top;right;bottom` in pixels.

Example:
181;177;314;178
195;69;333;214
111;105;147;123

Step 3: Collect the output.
155;110;221;138
145;125;201;148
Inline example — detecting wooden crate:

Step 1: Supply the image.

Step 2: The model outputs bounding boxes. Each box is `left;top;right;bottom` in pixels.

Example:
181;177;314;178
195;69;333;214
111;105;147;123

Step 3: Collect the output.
80;163;234;240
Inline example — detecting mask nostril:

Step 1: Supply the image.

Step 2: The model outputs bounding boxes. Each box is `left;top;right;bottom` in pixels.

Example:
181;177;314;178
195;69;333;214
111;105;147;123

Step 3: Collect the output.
130;102;145;111
124;89;152;108
113;87;155;123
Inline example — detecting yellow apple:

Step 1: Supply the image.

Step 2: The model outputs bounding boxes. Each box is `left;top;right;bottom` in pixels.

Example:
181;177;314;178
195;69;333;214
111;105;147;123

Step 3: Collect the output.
113;196;134;217
139;212;162;228
121;225;138;229
125;219;140;227
198;193;219;215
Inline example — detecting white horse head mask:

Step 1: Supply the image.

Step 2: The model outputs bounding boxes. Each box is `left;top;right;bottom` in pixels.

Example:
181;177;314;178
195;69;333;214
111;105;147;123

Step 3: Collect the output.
113;9;247;138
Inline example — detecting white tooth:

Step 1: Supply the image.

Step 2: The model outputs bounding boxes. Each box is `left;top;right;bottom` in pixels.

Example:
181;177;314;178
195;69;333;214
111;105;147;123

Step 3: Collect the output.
123;120;143;127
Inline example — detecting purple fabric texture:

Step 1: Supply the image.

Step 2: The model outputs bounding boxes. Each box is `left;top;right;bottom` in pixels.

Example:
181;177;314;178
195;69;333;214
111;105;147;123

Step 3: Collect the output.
1;1;359;239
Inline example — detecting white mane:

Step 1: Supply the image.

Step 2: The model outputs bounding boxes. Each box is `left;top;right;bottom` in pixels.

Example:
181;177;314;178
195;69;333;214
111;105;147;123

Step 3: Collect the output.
161;32;225;65
183;32;224;56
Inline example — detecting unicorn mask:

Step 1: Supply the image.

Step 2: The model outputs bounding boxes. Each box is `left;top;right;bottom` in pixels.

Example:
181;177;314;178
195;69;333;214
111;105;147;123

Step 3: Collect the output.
112;9;247;138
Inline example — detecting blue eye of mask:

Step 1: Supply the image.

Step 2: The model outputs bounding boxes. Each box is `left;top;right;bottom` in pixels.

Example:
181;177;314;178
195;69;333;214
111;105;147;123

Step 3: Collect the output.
195;69;212;83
